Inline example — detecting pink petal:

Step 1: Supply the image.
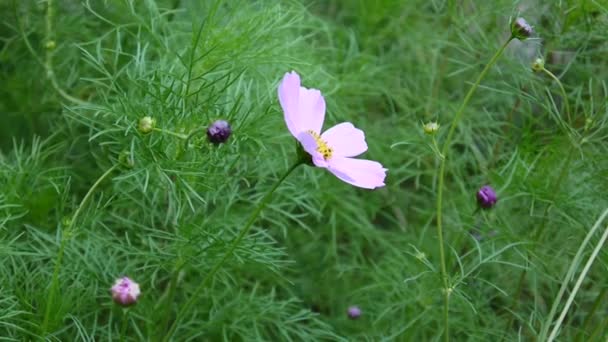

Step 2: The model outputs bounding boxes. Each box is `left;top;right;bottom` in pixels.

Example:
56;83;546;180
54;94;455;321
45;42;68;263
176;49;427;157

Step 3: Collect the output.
321;122;368;158
297;131;328;167
278;71;302;138
327;157;387;189
297;87;325;134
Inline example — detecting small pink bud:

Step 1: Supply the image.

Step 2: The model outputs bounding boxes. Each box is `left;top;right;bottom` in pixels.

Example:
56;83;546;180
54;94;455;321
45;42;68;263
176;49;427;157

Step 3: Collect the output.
347;305;362;319
111;277;141;306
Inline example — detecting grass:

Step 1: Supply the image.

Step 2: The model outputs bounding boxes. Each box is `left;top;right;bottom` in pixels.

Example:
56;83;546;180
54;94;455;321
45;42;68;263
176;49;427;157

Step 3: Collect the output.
1;0;607;340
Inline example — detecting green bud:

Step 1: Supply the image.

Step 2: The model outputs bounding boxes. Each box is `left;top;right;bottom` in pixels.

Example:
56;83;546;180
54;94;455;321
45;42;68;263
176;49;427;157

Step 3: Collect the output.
423;121;440;135
119;150;135;169
531;58;544;72
138;116;155;134
45;40;56;50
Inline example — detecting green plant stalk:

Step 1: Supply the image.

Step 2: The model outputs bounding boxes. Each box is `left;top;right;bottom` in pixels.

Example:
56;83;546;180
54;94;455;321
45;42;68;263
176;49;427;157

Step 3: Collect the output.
40;164;119;336
44;0;89;106
539;208;608;340
542;68;572;124
120;308;131;342
161;160;303;341
158;259;183;337
575;286;607;342
547;210;608;342
153;128;189;139
435;36;513;341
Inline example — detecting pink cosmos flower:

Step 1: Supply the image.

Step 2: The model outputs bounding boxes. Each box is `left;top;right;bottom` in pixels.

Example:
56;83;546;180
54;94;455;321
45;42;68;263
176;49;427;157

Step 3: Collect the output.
278;71;387;189
111;277;141;306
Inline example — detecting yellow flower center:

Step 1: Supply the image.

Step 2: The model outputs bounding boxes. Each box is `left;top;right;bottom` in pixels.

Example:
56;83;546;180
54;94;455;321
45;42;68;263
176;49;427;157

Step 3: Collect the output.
307;130;333;160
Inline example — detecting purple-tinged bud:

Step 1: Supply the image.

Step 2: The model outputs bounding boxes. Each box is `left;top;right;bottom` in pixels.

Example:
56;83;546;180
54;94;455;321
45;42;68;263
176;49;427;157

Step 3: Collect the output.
476;185;498;209
206;120;232;144
347;306;362;319
111;277;140;307
511;17;533;40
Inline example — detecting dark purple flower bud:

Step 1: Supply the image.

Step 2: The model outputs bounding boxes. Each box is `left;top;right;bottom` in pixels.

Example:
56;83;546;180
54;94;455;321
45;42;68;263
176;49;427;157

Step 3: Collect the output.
511;17;533;40
347;305;362;319
207;120;232;144
476;185;498;209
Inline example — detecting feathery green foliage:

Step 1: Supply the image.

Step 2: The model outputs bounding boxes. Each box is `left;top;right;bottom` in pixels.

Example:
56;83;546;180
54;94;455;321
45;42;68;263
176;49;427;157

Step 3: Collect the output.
1;0;607;340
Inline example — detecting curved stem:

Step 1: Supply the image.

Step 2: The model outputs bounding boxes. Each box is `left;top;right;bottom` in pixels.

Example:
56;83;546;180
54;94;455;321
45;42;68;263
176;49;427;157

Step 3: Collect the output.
435;36;513;342
14;0;89;106
542;68;572;124
41;164;119;336
161;161;303;341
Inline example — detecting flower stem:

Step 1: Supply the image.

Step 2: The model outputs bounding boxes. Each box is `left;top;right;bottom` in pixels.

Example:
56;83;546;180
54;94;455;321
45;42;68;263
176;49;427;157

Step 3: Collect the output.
153;128;189;139
547;210;608;342
542;68;572;124
119;308;131;342
161;160;303;341
540;208;608;341
157;259;183;337
14;0;89;106
41;164;119;336
435;36;513;341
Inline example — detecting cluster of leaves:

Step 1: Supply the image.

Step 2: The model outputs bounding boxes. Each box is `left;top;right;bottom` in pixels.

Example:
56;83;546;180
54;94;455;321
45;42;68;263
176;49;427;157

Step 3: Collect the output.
0;0;607;340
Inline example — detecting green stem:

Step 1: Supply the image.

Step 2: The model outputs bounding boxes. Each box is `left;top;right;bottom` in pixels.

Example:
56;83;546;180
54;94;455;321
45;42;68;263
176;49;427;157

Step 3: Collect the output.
547;211;608;342
541;209;608;341
153;128;189;139
575;286;607;342
435;36;513;342
40;0;88;106
158;259;183;337
542;68;572;124
161;161;303;341
120;308;131;342
41;164;119;336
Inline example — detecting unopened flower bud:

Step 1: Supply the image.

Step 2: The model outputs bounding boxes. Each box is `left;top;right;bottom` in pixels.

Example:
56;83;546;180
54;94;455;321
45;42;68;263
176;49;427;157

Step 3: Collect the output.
111;277;140;306
476;185;498;209
138;116;155;134
207;120;232;144
423;121;440;135
531;58;544;72
511;17;533;40
45;40;56;50
119;150;135;169
347;306;362;320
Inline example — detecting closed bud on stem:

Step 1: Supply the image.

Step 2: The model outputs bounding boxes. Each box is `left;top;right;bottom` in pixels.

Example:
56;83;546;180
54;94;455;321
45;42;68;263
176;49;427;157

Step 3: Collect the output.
111;277;140;307
532;58;545;72
207;120;232;144
45;40;56;50
476;185;498;209
347;306;362;319
511;17;533;40
138;116;156;134
423;121;440;135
